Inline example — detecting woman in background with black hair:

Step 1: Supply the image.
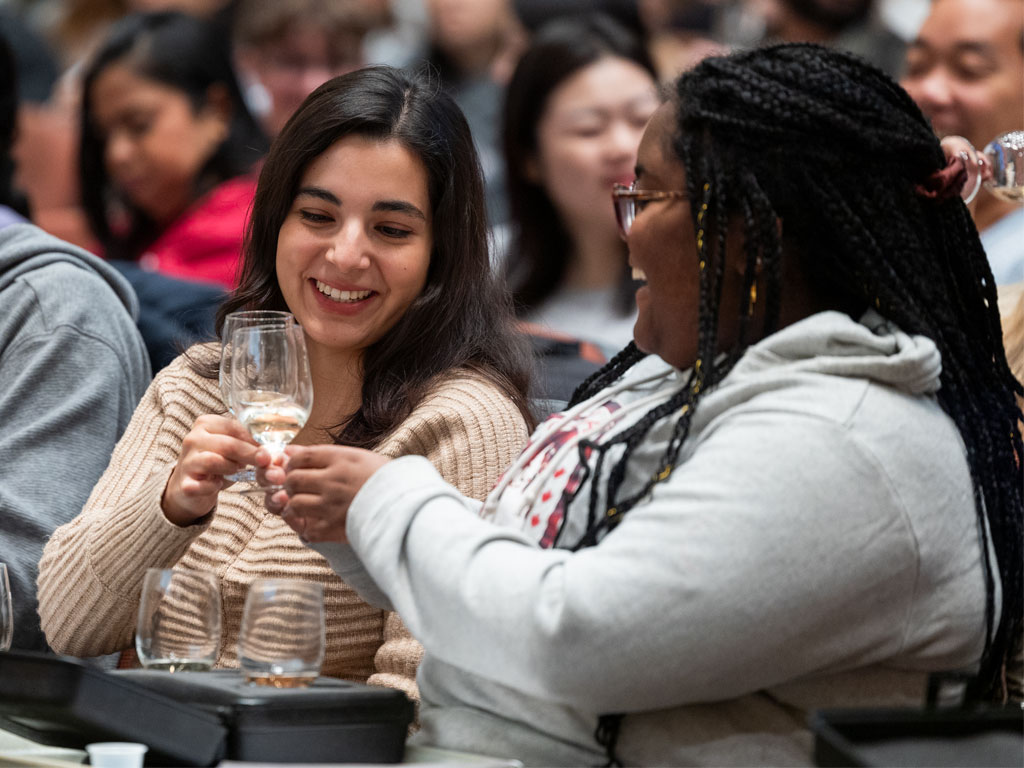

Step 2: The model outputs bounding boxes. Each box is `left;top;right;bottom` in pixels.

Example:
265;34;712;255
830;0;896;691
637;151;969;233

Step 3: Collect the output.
502;14;659;357
269;44;1022;765
78;11;267;288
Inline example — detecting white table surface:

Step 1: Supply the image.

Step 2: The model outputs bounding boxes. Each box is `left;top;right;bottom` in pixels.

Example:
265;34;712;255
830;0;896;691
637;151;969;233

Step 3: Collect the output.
0;728;521;767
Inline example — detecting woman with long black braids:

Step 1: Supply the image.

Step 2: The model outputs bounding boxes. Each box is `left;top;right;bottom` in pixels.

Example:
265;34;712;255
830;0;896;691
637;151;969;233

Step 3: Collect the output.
264;44;1023;766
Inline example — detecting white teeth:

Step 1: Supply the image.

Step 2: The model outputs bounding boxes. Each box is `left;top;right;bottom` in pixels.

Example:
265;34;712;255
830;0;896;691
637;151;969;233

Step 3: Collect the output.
316;280;371;303
632;267;647;281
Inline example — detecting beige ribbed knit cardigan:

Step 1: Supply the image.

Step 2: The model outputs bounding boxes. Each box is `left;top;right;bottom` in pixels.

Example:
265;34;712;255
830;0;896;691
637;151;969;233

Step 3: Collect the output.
38;347;528;700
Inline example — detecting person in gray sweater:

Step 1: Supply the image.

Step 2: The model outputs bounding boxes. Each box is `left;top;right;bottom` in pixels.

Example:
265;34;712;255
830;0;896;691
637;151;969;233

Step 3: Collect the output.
0;223;150;651
265;45;1022;765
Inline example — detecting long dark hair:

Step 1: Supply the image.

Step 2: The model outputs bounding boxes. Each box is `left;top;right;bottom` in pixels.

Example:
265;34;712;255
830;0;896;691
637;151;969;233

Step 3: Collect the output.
572;44;1023;705
79;11;267;260
213;66;533;447
502;13;655;317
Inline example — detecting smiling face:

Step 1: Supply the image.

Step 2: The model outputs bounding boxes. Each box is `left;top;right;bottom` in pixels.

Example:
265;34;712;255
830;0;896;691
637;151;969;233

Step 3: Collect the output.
901;0;1024;151
627;103;700;370
275;135;432;365
531;55;660;242
90;63;227;224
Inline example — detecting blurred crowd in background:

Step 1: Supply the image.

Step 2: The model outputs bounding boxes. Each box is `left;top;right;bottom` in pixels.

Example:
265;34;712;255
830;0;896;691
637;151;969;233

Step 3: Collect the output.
1;0;932;245
0;0;1020;371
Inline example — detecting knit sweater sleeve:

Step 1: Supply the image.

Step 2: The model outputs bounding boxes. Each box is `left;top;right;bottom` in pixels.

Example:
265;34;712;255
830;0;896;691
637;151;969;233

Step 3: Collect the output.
364;372;528;699
37;351;220;657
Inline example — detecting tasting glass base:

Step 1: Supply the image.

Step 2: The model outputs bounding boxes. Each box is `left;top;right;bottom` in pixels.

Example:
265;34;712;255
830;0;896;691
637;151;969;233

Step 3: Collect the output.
244;673;317;688
140;660;213;673
241;656;320;688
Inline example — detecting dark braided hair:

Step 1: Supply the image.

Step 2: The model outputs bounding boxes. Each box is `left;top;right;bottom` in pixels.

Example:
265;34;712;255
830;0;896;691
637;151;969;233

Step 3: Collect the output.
570;43;1023;715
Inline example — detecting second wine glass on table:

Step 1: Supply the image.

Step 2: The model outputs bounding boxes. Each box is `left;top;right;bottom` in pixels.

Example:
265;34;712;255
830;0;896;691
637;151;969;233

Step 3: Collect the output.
238;579;325;688
225;323;313;491
136;568;221;672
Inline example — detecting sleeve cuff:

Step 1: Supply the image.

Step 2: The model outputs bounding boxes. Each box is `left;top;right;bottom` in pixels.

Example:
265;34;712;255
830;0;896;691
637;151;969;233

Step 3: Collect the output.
86;464;213;589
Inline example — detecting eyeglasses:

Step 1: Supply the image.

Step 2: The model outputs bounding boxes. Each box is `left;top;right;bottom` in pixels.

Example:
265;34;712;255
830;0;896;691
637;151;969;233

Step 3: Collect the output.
612;182;688;238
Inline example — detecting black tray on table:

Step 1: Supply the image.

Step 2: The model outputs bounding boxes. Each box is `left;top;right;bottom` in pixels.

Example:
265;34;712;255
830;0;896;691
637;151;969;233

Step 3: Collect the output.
810;705;1023;767
0;650;414;766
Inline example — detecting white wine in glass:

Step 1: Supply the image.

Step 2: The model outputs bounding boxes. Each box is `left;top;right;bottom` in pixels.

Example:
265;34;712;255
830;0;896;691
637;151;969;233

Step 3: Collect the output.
227;324;313;490
219;311;295;484
237;392;309;450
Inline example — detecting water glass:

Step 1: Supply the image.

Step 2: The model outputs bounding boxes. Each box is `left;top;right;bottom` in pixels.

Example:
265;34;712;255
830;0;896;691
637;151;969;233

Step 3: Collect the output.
0;563;11;651
136;568;221;671
238;579;325;687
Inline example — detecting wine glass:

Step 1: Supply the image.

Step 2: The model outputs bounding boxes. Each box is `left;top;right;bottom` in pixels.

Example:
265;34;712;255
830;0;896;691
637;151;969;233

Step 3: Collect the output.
225;323;313;491
982;130;1024;204
943;131;1024;204
238;578;325;688
219;311;295;484
135;568;221;672
0;563;12;651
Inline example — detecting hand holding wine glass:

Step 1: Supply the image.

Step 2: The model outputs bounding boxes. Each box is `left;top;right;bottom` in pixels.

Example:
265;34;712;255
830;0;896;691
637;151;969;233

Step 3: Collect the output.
226;324;313;492
219;311;295;484
261;444;390;543
942;131;1024;204
162;414;260;526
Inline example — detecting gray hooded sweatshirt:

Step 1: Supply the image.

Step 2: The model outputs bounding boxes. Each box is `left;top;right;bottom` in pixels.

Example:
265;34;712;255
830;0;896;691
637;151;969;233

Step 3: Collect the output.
316;309;991;766
0;223;150;651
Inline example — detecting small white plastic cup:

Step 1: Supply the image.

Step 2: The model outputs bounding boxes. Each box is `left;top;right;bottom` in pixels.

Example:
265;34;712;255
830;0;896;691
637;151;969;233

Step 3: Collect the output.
85;742;148;768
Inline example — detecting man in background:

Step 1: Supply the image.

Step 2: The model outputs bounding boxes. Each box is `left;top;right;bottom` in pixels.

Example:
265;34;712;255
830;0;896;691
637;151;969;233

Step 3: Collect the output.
901;0;1024;286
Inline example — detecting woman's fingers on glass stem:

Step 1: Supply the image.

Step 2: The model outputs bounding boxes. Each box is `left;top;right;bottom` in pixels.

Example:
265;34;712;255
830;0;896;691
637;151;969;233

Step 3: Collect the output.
261;464;287;486
265;488;288;514
279;491;321;515
253;446;285;467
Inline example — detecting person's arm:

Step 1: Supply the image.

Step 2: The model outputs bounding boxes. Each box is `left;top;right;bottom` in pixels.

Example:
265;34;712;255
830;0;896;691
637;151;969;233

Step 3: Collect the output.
306;374;529;700
284;372;526;602
36;358;225;657
342;412;926;714
0;326;143;652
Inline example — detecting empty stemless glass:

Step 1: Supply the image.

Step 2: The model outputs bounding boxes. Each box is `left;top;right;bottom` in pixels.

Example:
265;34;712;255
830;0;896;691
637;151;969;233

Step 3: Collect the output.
219;311;296;484
0;563;12;651
136;568;221;672
238;579;325;687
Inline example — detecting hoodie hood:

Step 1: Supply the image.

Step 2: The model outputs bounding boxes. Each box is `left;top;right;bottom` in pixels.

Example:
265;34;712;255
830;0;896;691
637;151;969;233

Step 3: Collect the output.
0;223;139;321
732;309;942;396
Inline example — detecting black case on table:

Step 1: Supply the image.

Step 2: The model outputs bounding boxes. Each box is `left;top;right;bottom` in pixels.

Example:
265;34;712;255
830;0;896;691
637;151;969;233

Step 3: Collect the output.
0;650;414;766
810;706;1023;767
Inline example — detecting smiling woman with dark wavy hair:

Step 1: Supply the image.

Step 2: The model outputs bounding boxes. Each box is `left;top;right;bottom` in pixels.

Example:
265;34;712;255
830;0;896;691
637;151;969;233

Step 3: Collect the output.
39;66;534;705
